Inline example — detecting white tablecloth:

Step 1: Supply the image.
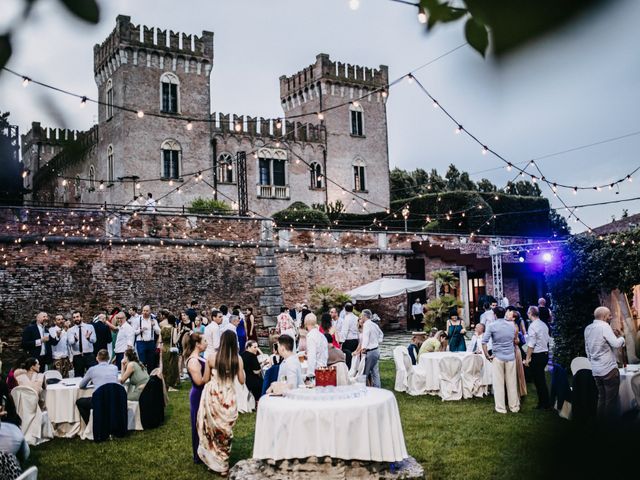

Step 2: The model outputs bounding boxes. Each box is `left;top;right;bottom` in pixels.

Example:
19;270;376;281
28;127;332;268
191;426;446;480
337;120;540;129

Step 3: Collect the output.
45;377;93;437
619;368;640;413
418;352;492;392
253;387;408;462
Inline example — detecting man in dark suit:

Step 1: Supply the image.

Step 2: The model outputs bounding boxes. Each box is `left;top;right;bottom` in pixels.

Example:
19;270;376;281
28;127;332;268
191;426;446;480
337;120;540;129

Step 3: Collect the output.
92;314;112;354
21;311;52;367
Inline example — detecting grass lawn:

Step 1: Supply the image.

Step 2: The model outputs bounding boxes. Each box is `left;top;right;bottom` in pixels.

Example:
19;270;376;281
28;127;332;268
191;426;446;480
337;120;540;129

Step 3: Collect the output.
27;360;573;480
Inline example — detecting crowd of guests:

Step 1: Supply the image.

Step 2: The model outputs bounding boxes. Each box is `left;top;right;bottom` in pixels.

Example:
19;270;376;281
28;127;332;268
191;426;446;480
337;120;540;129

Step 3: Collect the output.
406;298;553;415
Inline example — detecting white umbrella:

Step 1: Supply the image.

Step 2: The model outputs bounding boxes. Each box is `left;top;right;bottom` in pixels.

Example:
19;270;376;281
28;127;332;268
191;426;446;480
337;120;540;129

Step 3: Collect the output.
346;278;432;301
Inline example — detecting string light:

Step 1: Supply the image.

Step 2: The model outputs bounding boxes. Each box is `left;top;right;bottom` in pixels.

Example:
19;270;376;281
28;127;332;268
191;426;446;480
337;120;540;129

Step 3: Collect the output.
406;73;414;84
317;112;324;120
482;146;488;155
80;96;87;108
417;7;427;24
186;122;193;131
22;76;30;87
137;110;144;118
99;181;105;190
275;118;282;129
455;125;462;134
349;0;360;10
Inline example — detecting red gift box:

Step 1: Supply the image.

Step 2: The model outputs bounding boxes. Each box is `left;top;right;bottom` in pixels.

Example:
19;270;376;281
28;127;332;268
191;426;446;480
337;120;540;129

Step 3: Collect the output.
315;366;337;387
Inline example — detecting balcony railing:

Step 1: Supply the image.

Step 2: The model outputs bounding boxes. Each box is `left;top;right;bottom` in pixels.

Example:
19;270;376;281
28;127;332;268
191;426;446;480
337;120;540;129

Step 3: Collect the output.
257;184;290;199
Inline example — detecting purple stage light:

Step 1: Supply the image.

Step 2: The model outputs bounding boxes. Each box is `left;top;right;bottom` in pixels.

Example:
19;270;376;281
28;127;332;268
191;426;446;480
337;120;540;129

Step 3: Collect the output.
542;252;552;262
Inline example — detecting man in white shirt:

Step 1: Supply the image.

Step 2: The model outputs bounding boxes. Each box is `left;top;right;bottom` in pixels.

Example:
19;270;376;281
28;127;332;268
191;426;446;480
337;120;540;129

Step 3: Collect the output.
361;309;383;388
113;312;135;370
68;310;97;377
523;306;551;409
204;309;223;359
467;323;485;354
411;298;424;328
274;334;303;390
479;302;497;325
340;303;360;359
219;305;231;328
133;305;161;371
584;306;625;419
304;313;328;377
144;192;157;212
49;314;71;378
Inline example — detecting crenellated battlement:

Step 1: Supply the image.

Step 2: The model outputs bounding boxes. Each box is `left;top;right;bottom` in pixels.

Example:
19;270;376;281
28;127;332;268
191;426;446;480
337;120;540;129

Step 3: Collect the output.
93;15;214;79
210;113;324;143
279;53;389;99
21;122;85;154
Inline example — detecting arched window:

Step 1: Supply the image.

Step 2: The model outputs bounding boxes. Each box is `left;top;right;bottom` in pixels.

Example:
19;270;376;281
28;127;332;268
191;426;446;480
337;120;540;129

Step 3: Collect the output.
160;72;180;114
89;165;96;190
161;139;181;179
105;79;113;119
352;158;366;192
217;153;235;183
107;145;114;183
257;148;289;199
349;103;364;136
310;162;323;189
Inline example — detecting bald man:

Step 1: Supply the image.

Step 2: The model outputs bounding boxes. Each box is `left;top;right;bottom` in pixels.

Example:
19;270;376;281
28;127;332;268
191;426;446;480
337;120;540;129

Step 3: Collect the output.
21;312;52;367
584;306;625;419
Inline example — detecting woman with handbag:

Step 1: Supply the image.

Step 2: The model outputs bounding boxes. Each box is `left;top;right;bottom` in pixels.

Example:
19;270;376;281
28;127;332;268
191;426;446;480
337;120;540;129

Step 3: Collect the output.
446;308;467;352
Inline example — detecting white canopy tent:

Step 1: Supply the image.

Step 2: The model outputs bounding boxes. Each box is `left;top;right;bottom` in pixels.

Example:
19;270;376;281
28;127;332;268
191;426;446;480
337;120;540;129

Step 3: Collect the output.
346;278;432;301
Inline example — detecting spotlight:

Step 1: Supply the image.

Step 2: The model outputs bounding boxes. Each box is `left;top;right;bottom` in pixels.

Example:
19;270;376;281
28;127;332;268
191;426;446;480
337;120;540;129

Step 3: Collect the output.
542;252;552;263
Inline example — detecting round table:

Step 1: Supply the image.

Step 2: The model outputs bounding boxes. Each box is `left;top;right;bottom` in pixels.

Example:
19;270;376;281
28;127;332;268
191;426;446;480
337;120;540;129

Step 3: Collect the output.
45;377;92;437
619;367;640;413
418;351;492;392
252;386;408;462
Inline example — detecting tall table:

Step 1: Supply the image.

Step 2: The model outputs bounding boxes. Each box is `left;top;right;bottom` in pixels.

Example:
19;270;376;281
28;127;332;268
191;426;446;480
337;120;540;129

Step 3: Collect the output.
253;386;408;462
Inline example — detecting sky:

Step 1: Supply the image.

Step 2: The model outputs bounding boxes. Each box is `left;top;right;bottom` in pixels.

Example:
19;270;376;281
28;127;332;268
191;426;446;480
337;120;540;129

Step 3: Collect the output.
1;0;639;232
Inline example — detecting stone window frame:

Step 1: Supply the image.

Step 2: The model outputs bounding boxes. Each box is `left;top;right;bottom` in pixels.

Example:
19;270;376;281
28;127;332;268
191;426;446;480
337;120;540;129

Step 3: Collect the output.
105;79;113;120
352;157;367;193
88;165;96;191
256;148;288;187
349;103;364;137
107;144;114;185
217;152;236;184
309;161;324;190
160;72;180;114
160;139;182;180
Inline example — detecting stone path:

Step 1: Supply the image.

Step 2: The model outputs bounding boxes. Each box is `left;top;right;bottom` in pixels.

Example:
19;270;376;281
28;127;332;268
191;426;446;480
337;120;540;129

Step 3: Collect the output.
380;332;412;359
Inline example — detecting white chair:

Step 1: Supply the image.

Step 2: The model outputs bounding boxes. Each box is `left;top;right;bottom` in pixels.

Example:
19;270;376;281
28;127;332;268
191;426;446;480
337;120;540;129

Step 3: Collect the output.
334;362;350;386
43;370;62;382
126;401;143;431
401;348;427;396
235;379;256;413
438;356;463;401
461;354;485;398
15;466;38;480
570;357;591;376
393;346;408;392
10;386;53;445
348;353;366;383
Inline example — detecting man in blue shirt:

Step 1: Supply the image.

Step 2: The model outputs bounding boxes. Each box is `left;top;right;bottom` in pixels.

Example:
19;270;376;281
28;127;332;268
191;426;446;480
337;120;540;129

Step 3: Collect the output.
482;307;520;414
75;349;119;424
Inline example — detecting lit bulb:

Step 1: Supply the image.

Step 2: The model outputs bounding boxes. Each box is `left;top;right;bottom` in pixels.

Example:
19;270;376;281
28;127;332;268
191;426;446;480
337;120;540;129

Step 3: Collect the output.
80;96;87;108
99;181;105;190
136;182;141;189
137;110;144;118
317;112;324;120
482;146;488;155
169;179;174;186
573;187;578;194
177;187;181;194
349;0;360;11
531;176;537;183
186;122;193;131
552;184;557;192
407;74;414;84
596;186;602;192
22;77;31;87
506;163;512;171
234;122;242;132
418;7;427;24
432;101;439;108
381;90;388;98
609;184;613;190
455;125;462;134
275;141;281;147
628;175;633;182
22;170;28;178
352;100;360;108
276;119;282;129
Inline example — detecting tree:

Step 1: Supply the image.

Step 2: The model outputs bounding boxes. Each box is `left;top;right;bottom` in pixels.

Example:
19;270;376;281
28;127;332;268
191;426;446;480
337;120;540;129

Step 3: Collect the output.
549;210;570;235
504;181;542;197
477;178;498;192
390;167;416;199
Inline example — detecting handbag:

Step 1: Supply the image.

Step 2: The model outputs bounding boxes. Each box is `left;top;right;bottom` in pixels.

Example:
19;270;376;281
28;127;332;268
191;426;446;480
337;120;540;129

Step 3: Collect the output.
315;366;337;387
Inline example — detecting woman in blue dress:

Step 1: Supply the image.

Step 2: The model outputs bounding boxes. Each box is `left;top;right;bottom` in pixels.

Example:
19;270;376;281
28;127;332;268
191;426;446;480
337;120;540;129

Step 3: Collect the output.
184;332;210;463
446;307;467;352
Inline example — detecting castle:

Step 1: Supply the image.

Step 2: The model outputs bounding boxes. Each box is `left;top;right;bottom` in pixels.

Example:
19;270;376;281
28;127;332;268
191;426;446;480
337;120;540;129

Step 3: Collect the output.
21;15;391;217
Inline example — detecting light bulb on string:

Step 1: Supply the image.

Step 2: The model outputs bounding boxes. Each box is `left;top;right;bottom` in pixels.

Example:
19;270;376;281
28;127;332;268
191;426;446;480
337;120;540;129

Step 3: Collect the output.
352;100;360;108
381;89;388;98
406;73;414;84
186;122;193;131
137;110;144;118
80;96;87;108
22;77;31;87
628;175;633;182
573;187;578;195
135;182;141;189
417;7;427;24
234;122;242;132
349;0;360;10
99;181;105;190
275;118;282;129
506;163;512;171
482;146;488;155
455;125;463;134
169;179;174;186
432;100;439;109
317;112;324;120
